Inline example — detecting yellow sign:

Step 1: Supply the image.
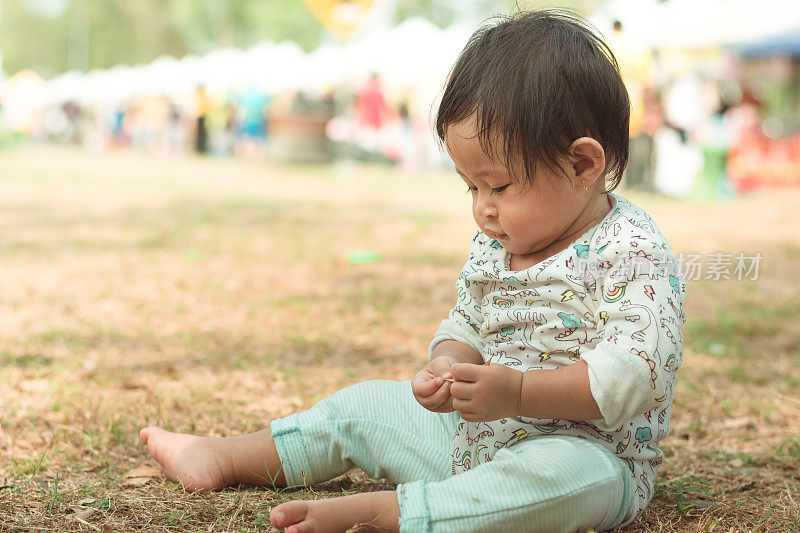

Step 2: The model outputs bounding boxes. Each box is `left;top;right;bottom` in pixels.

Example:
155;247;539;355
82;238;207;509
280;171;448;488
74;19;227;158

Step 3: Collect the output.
303;0;375;41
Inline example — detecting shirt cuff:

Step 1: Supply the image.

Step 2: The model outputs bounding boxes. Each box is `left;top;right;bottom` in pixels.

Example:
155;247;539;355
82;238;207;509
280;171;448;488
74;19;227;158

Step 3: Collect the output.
428;320;484;360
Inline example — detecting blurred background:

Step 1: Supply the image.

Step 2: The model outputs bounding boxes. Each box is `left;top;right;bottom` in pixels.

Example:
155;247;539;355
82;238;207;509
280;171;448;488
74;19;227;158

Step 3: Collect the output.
1;0;799;195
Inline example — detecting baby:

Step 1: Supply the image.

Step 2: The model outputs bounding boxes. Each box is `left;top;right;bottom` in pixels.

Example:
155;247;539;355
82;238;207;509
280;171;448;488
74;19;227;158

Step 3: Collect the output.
140;9;686;532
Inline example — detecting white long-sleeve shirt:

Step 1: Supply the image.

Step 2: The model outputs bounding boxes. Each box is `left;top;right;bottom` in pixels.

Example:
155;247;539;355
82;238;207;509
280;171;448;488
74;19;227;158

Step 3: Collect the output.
430;193;687;514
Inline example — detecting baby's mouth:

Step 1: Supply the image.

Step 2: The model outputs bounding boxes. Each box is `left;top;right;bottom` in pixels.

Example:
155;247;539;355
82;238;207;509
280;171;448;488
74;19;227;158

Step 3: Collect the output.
483;229;507;239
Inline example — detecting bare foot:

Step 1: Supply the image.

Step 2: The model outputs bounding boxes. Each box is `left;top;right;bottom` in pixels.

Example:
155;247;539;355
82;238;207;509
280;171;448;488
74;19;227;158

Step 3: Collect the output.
139;427;233;492
269;491;400;533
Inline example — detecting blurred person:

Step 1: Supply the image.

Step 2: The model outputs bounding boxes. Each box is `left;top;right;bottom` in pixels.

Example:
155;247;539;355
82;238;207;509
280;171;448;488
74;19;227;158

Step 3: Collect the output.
725;88;768;191
356;73;390;131
213;99;238;157
693;87;735;199
663;73;709;136
325;85;366;167
140;11;685;533
194;84;211;154
61;100;83;145
39;103;71;144
236;86;271;158
355;73;393;156
163;99;185;154
138;94;170;155
652;123;703;198
80;108;110;153
650;73;721;198
609;20;658;193
625;88;663;192
108;105;128;147
384;101;423;175
608;21;652;140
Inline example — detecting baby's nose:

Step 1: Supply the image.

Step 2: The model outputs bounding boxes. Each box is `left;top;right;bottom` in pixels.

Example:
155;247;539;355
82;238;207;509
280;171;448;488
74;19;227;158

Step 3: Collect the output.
476;197;498;218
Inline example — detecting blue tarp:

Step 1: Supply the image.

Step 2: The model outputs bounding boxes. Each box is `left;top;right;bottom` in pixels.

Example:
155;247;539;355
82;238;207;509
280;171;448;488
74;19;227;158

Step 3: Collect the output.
738;26;800;58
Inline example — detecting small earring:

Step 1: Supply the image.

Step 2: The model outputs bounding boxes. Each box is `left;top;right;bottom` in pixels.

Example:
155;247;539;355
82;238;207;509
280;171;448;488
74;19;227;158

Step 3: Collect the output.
582;184;588;191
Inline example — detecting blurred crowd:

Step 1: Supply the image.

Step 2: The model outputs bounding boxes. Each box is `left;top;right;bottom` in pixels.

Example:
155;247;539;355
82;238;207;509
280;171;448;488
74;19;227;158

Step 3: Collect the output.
2;19;799;196
610;20;800;197
6;73;440;175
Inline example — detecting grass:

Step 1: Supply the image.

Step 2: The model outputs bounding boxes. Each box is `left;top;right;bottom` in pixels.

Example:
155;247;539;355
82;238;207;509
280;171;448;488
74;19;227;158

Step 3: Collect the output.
1;145;799;531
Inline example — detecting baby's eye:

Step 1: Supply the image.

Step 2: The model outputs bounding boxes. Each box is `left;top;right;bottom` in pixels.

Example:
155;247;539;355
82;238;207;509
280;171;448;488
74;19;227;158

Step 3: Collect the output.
491;185;509;195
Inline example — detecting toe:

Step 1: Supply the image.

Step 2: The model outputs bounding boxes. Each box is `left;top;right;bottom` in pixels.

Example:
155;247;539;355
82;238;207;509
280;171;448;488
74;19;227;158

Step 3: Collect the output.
286;523;314;533
140;428;163;460
270;501;309;529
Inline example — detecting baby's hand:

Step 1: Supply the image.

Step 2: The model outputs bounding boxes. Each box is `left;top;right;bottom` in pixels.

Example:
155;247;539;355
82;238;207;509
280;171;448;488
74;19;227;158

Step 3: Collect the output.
449;363;523;422
412;356;458;413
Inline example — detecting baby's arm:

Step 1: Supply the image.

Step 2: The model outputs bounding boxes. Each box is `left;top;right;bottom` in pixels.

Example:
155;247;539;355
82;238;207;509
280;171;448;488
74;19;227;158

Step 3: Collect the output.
416;233;488;412
517;361;601;419
448;359;601;422
431;339;483;366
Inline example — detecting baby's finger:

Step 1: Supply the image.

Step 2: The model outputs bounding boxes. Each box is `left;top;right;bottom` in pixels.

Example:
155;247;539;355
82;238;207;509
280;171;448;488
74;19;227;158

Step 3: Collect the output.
449;381;472;399
450;363;482;382
441;371;460;383
451;397;472;413
460;412;480;422
413;375;442;397
438;395;454;412
424;380;451;406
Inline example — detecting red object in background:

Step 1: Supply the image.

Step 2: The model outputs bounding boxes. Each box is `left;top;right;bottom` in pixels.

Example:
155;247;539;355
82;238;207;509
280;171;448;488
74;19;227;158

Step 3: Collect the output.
728;132;800;191
356;75;390;129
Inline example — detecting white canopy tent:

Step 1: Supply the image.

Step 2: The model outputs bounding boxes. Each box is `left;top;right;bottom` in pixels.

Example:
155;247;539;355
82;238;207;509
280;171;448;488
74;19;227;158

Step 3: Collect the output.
592;0;800;49
34;17;472;107
31;2;800;110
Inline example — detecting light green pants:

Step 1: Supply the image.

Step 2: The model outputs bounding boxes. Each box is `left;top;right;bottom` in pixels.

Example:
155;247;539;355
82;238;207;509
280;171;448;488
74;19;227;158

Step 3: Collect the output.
271;379;637;533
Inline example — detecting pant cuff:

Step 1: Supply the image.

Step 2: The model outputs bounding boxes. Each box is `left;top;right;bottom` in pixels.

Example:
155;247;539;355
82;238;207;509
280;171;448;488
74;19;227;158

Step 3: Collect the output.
397;480;431;533
270;413;314;488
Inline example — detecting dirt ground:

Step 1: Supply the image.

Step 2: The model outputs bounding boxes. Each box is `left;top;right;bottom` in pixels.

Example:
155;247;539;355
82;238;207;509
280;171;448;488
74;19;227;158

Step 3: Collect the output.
0;146;798;531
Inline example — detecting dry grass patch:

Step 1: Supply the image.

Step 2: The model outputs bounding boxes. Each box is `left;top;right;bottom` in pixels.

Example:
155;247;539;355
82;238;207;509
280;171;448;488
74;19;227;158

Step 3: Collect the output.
1;146;798;531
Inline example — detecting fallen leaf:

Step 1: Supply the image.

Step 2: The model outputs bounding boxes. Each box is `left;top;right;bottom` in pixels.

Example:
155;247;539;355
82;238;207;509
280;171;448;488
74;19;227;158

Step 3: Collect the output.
68;507;97;520
123;465;161;478
121;476;158;487
723;417;755;429
680;498;724;514
121;465;162;487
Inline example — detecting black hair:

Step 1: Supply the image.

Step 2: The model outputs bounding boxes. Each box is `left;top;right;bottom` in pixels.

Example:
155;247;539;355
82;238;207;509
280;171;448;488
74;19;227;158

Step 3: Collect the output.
435;9;630;191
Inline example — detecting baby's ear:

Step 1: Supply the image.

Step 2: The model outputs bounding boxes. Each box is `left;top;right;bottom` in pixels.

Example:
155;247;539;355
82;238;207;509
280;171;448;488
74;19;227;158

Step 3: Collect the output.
568;137;606;183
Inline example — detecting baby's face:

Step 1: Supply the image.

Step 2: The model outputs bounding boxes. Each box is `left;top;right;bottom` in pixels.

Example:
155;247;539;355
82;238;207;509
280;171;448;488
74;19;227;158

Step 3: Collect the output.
445;116;595;264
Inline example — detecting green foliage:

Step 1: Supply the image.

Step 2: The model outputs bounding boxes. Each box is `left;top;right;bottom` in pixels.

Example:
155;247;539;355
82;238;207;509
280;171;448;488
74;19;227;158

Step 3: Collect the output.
0;0;324;77
0;0;70;77
0;0;604;78
169;0;325;53
392;0;459;28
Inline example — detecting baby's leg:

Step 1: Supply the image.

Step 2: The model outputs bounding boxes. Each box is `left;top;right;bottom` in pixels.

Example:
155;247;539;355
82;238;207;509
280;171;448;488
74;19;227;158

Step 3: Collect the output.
141;379;457;531
139;427;285;491
395;435;638;532
268;379;456;487
140;427;403;532
267;379;456;532
140;380;455;492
